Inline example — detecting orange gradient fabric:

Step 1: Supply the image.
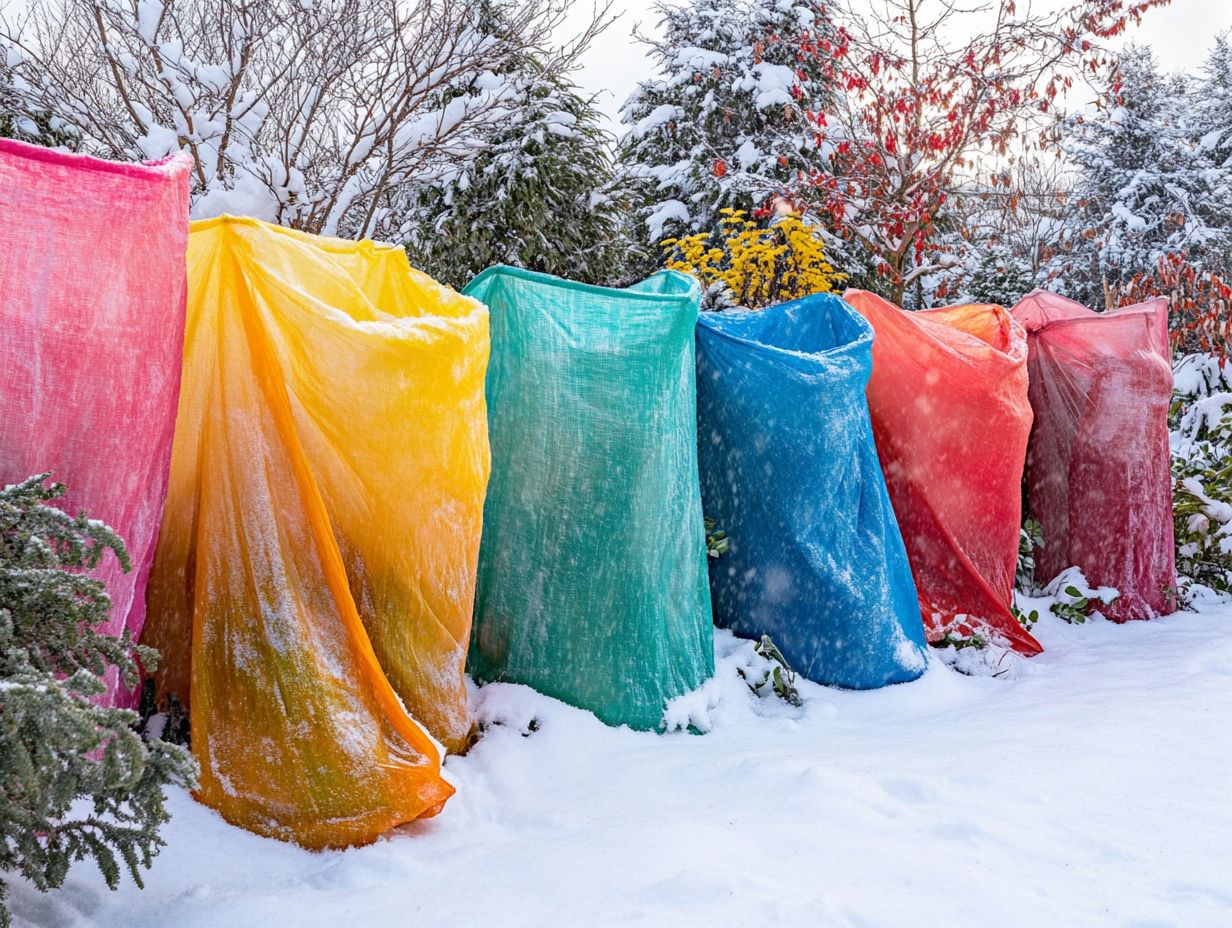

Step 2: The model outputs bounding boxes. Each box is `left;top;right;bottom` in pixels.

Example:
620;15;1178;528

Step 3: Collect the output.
844;290;1042;655
143;217;490;848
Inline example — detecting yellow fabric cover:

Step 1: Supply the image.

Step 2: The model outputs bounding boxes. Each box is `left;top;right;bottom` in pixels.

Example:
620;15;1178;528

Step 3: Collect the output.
144;216;490;848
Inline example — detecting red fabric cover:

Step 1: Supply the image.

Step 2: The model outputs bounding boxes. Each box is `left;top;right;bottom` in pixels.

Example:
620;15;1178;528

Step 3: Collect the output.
0;139;192;705
845;290;1042;655
1011;291;1177;621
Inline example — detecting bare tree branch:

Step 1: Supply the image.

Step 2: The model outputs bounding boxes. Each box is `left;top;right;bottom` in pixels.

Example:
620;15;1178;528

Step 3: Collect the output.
1;0;608;239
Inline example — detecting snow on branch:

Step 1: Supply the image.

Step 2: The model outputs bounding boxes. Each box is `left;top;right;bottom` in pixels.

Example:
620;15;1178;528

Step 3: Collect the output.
0;0;605;239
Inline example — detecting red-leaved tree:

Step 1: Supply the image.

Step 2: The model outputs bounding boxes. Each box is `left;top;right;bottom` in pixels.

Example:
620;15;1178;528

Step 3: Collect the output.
793;0;1172;304
1116;253;1232;359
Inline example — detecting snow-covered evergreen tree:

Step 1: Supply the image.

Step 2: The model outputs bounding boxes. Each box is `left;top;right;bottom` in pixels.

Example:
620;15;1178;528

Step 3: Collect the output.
619;0;840;247
0;475;195;925
1190;33;1232;278
1194;35;1232;168
964;243;1035;307
1047;46;1232;307
405;59;637;289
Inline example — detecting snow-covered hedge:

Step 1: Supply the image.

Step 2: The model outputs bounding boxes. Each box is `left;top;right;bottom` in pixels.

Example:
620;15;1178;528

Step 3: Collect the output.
1171;353;1232;595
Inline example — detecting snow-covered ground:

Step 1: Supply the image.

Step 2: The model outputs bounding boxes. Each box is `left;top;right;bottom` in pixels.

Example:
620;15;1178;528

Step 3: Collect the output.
9;605;1232;928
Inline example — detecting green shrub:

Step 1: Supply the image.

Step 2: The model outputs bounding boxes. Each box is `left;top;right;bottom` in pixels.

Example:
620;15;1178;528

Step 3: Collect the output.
1016;517;1045;593
1170;355;1232;595
0;475;196;925
737;635;802;707
704;516;730;559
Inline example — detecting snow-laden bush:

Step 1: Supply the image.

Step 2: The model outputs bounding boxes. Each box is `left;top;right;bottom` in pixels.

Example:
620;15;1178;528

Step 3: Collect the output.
1042;567;1121;624
405;46;637;289
1;0;598;240
661;630;809;733
735;635;801;707
1171;354;1232;595
0;475;196;926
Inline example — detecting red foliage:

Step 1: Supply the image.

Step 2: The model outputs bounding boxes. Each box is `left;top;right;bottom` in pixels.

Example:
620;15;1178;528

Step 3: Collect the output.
781;0;1173;302
1118;253;1232;359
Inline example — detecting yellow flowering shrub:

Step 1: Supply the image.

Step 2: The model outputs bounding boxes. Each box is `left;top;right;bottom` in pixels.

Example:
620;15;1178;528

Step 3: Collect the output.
662;209;842;309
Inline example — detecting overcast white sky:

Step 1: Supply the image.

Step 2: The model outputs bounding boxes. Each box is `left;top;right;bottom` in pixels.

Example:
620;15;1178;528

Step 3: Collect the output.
569;0;1232;128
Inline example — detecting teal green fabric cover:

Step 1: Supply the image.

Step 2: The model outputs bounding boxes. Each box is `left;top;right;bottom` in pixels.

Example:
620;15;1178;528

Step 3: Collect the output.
464;266;714;730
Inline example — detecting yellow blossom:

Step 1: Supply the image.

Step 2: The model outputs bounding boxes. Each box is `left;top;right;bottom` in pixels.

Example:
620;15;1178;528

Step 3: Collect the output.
663;209;842;309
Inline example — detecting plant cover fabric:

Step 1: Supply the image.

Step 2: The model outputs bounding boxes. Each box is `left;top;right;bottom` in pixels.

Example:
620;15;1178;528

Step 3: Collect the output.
464;266;713;730
695;294;928;687
1011;291;1177;620
844;290;1042;655
0;139;191;707
143;217;489;848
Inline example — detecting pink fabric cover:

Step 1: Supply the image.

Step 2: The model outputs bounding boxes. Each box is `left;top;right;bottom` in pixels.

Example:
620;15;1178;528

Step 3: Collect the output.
0;139;192;704
1011;291;1177;621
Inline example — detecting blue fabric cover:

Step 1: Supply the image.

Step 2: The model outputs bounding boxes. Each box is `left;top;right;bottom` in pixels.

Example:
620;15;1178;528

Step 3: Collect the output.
695;293;928;688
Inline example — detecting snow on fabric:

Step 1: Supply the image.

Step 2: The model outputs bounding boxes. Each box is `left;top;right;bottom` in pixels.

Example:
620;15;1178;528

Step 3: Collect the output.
0;138;191;708
1011;291;1177;620
464;265;714;730
695;294;928;687
142;217;489;848
844;290;1042;655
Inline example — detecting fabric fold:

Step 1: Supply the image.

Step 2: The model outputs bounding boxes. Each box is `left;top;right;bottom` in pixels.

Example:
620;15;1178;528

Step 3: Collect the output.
844;289;1041;655
1011;291;1176;620
144;217;487;848
0;138;191;707
465;265;714;730
696;294;928;687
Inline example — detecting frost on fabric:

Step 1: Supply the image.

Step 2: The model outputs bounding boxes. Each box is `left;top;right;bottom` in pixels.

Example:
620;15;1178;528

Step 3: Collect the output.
845;290;1043;656
0;139;191;708
141;217;488;848
464;266;714;733
695;294;928;689
1011;291;1176;622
